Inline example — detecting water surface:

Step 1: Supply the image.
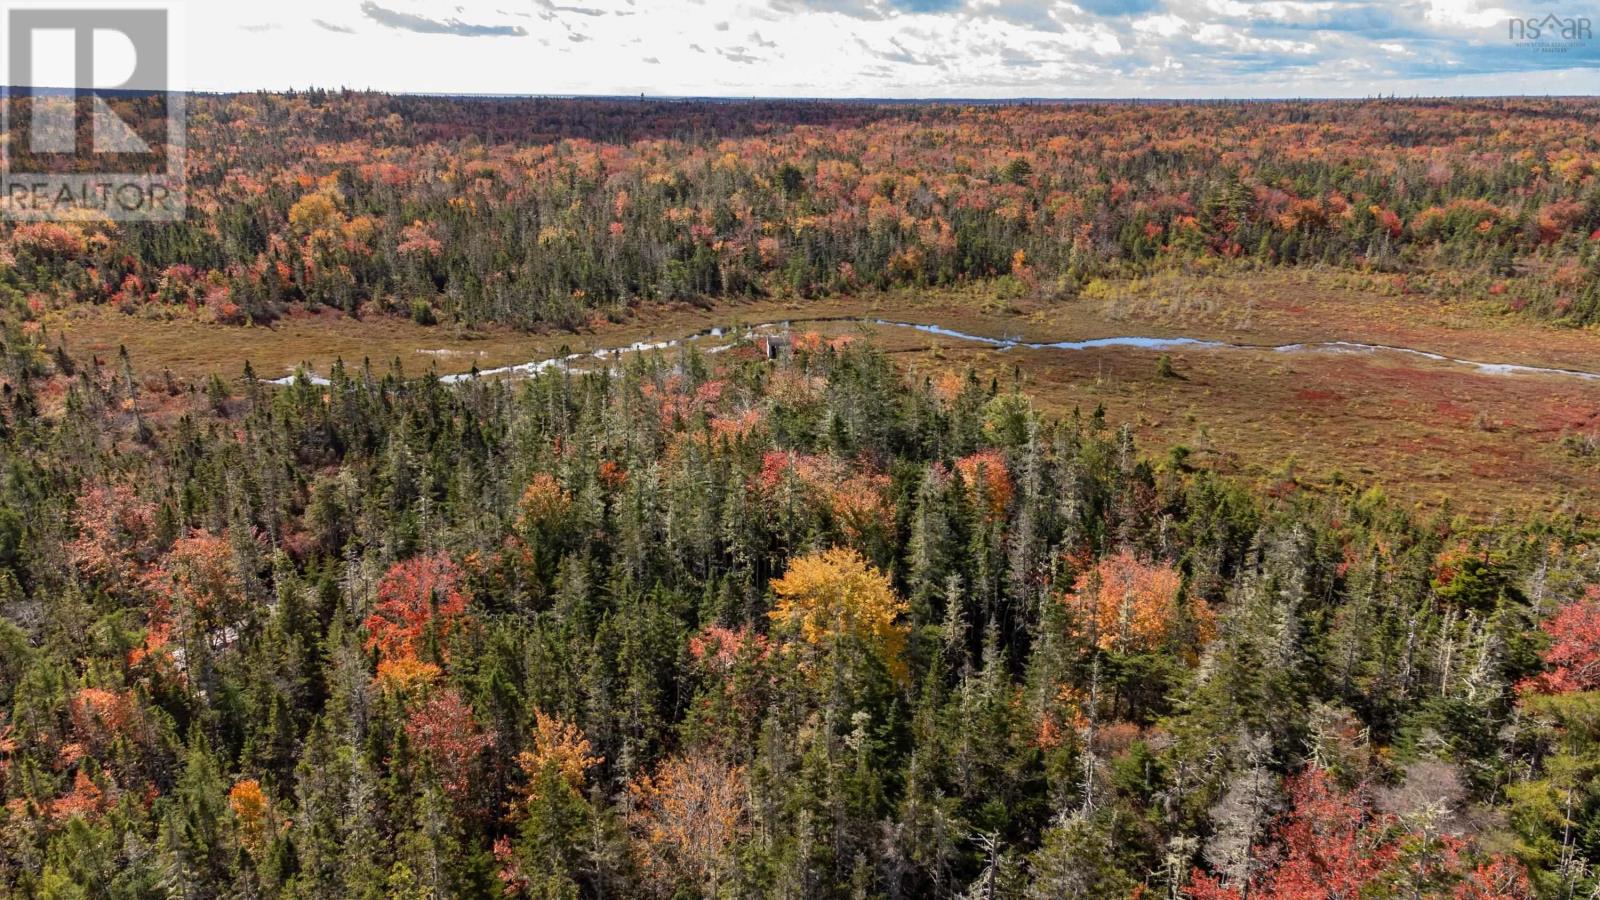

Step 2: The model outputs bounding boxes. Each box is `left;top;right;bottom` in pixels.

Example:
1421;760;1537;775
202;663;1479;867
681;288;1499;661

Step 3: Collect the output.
268;319;1600;386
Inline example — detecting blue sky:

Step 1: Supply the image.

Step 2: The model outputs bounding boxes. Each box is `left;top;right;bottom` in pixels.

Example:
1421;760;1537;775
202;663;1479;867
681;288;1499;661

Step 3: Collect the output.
189;0;1599;96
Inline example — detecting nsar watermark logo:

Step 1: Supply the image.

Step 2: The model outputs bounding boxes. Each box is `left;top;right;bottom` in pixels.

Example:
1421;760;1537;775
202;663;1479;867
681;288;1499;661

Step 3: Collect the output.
2;1;185;221
1508;11;1593;53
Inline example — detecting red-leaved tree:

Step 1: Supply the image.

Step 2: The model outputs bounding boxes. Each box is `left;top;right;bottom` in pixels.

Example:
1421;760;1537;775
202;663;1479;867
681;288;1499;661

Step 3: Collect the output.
364;554;469;685
1187;767;1531;899
404;687;492;803
1519;587;1600;695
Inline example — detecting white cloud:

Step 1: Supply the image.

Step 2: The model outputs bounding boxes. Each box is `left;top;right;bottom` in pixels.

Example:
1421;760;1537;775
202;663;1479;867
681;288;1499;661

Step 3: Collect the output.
1423;0;1512;29
1134;14;1189;37
172;0;1600;97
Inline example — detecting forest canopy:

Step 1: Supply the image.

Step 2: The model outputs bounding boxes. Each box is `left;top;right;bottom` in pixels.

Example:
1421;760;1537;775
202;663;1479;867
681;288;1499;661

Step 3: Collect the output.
2;94;1600;897
0;313;1595;896
4;94;1600;330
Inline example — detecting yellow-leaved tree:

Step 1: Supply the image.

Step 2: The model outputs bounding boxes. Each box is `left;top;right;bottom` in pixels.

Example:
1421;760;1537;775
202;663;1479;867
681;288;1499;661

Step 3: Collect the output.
769;547;909;682
287;191;343;235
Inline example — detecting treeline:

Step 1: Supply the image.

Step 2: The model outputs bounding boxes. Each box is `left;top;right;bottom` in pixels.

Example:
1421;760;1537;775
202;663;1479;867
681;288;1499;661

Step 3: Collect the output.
0;321;1597;896
5;95;1600;329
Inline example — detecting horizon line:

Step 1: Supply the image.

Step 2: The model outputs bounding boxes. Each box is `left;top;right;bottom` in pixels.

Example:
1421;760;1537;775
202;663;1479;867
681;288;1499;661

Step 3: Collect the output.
5;86;1598;104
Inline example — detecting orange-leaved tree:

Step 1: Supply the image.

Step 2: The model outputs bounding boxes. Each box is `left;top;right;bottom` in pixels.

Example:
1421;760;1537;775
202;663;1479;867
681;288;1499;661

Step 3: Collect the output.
67;482;157;590
514;710;603;808
148;529;247;631
51;770;109;823
626;753;747;898
69;687;142;755
228;778;273;857
954;449;1014;522
756;452;893;542
769;546;909;682
516;473;572;535
1063;550;1210;654
503;711;605;895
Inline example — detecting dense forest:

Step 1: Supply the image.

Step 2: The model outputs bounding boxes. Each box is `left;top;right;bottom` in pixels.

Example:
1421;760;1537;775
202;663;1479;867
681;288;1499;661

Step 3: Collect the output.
6;95;1600;897
6;94;1600;329
0;301;1597;896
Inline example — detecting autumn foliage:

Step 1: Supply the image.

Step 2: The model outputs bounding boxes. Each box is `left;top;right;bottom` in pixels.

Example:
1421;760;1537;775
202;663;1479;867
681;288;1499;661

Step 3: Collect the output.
1188;769;1397;899
1185;768;1532;899
51;770;109;822
16;95;1600;330
405;688;492;802
625;754;748;897
688;625;771;676
515;710;603;806
148;529;245;625
1063;550;1207;654
1519;586;1600;695
757;451;893;540
67;483;156;588
228;779;272;856
7;221;1599;894
769;546;909;681
69;687;141;754
953;449;1013;521
364;553;469;687
516;473;571;534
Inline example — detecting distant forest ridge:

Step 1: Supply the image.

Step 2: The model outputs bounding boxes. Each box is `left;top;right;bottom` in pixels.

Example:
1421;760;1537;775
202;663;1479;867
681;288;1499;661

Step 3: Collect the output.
6;94;1599;330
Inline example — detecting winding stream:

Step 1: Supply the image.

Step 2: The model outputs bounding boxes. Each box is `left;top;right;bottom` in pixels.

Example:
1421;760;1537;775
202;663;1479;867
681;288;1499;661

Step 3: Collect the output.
269;319;1600;386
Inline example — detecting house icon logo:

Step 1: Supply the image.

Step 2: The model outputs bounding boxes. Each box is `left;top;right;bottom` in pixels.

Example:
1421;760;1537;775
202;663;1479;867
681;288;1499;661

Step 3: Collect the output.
0;2;186;222
1507;11;1594;49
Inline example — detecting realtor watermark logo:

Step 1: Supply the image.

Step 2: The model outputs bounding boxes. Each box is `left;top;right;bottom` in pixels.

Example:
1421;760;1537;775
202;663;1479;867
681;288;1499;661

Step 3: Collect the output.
1508;11;1593;52
1;1;185;221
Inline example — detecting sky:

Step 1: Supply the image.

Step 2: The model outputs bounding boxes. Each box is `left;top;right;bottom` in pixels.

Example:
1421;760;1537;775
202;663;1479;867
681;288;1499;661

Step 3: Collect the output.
176;0;1599;97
